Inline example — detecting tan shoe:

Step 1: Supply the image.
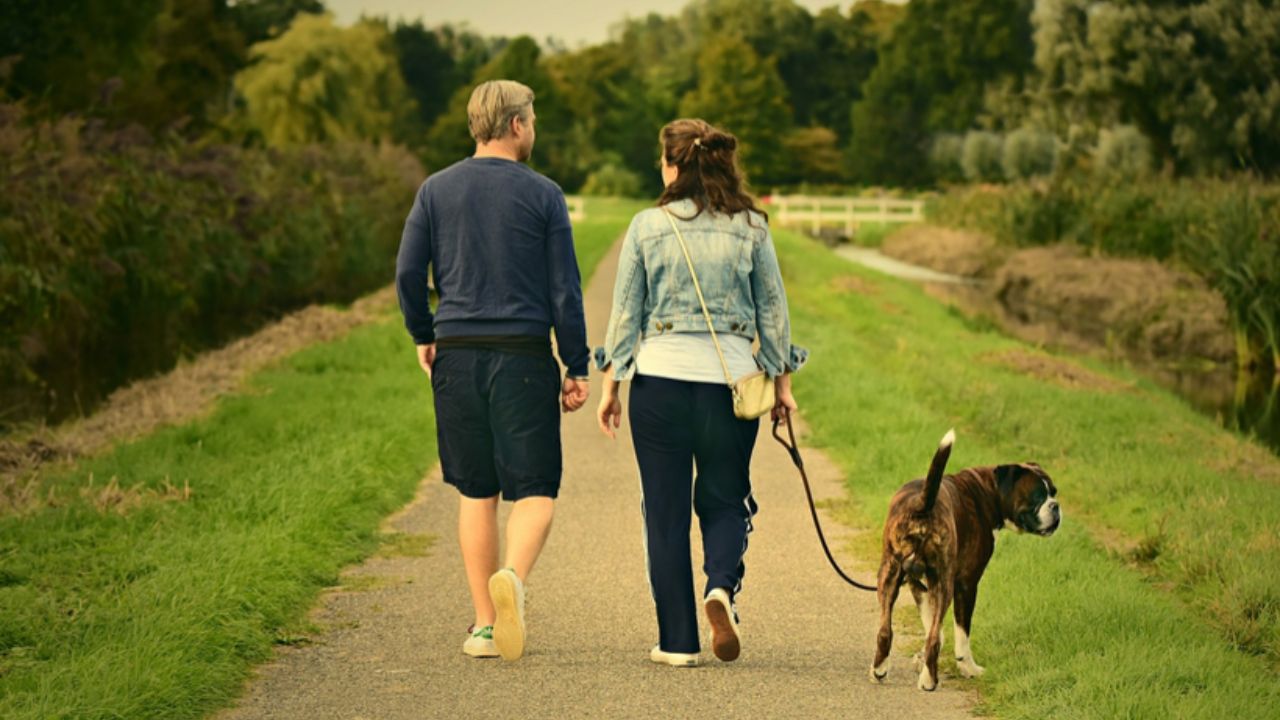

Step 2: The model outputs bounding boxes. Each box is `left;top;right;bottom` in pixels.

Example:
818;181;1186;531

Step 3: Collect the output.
650;645;699;667
489;568;526;660
703;588;741;661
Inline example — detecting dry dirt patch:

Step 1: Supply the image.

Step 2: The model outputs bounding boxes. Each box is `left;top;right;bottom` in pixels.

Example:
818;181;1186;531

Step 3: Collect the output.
881;224;1008;278
830;274;880;295
879;225;1236;365
982;348;1134;393
1203;431;1280;485
995;246;1234;363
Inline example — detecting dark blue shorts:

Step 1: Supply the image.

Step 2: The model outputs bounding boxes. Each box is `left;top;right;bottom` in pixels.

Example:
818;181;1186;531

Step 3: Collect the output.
430;347;562;501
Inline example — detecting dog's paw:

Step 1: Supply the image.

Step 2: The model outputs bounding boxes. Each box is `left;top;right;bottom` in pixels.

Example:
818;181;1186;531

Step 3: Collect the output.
957;657;985;678
917;666;938;691
869;661;889;683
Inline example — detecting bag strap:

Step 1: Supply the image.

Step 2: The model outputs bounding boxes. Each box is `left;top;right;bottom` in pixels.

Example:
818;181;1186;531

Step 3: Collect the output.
662;207;735;387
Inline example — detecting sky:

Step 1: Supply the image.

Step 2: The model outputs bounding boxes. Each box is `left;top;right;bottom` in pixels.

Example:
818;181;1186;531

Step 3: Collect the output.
325;1;900;48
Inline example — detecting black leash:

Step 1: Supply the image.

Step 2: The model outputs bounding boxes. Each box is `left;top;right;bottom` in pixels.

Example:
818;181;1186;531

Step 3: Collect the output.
772;413;877;592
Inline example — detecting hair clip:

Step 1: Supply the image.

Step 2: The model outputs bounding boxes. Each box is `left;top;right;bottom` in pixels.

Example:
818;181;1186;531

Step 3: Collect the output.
693;137;703;149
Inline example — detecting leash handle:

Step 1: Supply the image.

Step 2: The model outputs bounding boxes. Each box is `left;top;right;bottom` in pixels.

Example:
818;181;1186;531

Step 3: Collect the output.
772;414;877;592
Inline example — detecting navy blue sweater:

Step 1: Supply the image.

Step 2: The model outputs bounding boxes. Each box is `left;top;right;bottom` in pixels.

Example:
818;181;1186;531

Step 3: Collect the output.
394;157;589;377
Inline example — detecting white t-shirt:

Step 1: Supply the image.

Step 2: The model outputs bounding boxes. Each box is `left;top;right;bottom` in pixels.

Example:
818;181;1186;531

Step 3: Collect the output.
635;332;759;384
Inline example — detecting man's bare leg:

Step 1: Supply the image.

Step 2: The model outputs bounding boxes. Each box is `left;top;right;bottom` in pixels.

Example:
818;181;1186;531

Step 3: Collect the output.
459;495;500;628
504;496;554;580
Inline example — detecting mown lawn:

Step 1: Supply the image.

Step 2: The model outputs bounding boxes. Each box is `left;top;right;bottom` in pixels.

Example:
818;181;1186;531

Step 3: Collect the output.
777;226;1280;717
0;198;639;719
571;196;650;277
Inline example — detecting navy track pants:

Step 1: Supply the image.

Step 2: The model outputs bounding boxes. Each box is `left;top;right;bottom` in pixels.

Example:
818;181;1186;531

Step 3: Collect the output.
628;373;760;654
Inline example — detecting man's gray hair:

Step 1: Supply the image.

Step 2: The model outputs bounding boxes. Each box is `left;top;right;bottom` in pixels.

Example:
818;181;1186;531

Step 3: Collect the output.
467;80;535;143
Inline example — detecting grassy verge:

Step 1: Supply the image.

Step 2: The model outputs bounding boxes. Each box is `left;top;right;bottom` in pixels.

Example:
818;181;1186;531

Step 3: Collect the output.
0;208;635;719
850;221;909;248
571;196;651;277
777;227;1280;717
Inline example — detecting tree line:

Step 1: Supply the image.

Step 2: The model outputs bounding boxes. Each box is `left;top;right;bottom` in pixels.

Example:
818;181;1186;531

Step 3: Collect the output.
5;0;1277;191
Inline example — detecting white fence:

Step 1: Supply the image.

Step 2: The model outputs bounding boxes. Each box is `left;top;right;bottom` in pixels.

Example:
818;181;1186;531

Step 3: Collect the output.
768;195;924;235
566;195;586;222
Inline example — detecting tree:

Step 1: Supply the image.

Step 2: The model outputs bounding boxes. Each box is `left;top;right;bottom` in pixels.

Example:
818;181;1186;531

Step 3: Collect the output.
123;0;246;129
233;13;414;146
614;11;690;118
849;0;1036;186
850;0;907;39
1;0;247;131
1003;127;1058;180
1032;0;1280;176
391;21;459;139
0;0;164;114
680;36;793;187
679;0;815;124
781;126;844;185
229;0;324;45
547;42;664;188
391;21;501;147
422;37;583;188
803;7;886;144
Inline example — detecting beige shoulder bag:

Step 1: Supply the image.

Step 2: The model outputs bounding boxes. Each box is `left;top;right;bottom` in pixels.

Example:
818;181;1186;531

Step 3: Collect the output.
662;208;776;420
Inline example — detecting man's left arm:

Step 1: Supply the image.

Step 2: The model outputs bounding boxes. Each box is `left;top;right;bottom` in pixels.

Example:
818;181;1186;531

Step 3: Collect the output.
545;192;590;409
396;183;436;375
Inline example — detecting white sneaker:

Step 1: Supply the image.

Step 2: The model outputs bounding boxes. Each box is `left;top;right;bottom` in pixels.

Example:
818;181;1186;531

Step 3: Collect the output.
489;568;526;660
704;588;741;661
462;625;497;658
650;645;699;667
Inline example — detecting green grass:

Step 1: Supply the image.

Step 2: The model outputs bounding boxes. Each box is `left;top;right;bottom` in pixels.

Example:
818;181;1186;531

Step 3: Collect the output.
850;221;909;248
0;208;636;719
571;196;651;278
778;226;1280;717
0;317;435;718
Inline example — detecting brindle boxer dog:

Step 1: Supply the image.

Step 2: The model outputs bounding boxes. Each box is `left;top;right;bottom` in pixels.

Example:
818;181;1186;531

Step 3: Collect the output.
868;430;1060;691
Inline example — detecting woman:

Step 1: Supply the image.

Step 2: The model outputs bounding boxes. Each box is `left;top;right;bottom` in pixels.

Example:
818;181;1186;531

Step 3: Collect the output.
593;118;807;667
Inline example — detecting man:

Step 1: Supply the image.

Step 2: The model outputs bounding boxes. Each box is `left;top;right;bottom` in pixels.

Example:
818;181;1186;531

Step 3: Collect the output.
395;79;590;661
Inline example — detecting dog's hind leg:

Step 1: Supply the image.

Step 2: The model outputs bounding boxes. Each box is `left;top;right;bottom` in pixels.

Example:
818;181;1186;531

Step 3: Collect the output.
869;560;903;683
908;581;929;672
953;580;984;678
918;580;951;691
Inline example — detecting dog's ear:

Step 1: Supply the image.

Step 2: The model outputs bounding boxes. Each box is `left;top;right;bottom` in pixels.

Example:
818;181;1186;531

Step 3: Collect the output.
994;464;1021;495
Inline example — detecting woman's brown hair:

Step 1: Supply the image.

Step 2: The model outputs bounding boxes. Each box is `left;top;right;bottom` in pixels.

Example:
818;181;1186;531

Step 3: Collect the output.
657;118;768;223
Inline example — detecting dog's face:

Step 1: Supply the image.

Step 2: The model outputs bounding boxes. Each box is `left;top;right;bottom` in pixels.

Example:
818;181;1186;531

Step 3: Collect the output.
995;463;1060;536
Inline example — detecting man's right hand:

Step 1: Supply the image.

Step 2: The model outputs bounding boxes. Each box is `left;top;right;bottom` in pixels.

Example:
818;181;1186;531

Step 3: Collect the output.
416;343;436;378
562;377;590;413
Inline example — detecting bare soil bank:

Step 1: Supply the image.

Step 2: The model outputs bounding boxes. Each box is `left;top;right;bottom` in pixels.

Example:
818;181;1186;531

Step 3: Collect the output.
882;225;1234;364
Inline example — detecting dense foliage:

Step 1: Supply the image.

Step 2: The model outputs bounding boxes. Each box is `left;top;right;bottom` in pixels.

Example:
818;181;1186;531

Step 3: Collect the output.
5;0;1278;189
4;0;1280;420
0;103;421;423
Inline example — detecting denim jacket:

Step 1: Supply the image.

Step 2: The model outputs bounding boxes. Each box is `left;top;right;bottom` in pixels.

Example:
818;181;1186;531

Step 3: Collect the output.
593;198;809;381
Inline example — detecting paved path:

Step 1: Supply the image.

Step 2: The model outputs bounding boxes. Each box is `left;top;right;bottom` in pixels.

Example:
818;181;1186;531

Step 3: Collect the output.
216;238;974;720
835;245;978;285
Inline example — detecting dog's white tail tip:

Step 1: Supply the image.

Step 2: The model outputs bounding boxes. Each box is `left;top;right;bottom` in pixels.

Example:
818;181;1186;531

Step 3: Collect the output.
940;429;956;449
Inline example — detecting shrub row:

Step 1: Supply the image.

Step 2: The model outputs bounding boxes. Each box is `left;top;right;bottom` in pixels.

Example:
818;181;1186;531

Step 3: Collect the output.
930;125;1154;184
929;177;1280;369
0;103;424;426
